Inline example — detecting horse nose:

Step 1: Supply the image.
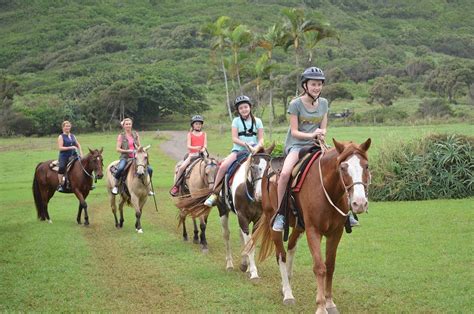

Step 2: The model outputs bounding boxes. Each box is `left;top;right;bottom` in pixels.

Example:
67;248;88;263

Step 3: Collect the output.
351;198;368;214
97;174;103;179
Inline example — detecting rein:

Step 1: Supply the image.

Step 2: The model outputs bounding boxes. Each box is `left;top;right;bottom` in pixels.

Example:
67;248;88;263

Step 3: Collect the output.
78;156;95;180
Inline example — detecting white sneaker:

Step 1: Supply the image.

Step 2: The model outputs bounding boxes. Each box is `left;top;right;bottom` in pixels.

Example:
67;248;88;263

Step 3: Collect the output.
204;194;218;207
272;214;285;232
111;186;118;195
349;214;359;227
148;190;155;196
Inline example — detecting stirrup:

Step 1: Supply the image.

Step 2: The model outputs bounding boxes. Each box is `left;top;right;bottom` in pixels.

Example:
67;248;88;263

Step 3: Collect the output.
272;214;285;232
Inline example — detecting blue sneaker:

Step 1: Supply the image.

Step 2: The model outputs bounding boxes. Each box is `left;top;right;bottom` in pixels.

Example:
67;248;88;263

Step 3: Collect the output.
272;214;285;232
57;185;65;193
204;194;218;207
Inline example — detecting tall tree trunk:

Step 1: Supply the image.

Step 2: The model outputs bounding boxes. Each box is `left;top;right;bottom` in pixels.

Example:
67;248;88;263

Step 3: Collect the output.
221;57;232;122
294;47;300;96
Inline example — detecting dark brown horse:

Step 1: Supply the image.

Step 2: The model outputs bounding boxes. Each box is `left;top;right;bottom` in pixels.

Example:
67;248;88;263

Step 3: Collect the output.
32;148;104;225
247;139;371;313
177;143;274;279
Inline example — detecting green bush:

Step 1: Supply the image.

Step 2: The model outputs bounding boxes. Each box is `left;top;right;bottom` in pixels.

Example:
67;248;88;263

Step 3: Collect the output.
417;98;453;118
370;134;474;201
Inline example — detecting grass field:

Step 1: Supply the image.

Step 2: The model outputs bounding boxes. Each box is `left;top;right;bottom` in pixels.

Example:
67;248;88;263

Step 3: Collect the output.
0;125;473;312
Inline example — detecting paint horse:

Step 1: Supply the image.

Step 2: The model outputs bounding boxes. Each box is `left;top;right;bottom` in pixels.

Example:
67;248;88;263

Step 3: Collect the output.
177;143;274;279
106;145;152;233
32;148;104;225
174;152;219;252
247;139;371;313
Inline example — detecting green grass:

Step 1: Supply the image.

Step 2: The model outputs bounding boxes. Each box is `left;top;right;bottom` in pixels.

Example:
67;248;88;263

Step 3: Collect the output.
0;126;473;312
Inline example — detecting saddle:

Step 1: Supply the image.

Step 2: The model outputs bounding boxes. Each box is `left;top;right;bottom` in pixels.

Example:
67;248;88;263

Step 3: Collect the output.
176;155;202;195
49;156;78;192
109;159;134;195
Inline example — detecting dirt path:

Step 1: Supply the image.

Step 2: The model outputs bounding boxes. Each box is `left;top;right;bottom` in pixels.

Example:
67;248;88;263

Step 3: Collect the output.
159;130;188;161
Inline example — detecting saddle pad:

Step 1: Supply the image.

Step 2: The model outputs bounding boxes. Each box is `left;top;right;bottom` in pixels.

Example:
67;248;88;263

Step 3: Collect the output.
226;151;249;186
49;157;77;173
184;156;202;178
292;150;322;192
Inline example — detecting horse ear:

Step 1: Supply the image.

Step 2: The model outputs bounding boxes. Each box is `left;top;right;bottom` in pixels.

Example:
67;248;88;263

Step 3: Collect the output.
333;138;345;154
144;145;151;152
88;147;93;154
245;143;257;154
264;141;276;155
360;138;371;152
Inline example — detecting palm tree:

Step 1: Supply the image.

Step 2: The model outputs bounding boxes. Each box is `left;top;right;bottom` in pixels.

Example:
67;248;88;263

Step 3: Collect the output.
303;24;338;66
202;16;233;121
281;8;336;94
226;24;253;94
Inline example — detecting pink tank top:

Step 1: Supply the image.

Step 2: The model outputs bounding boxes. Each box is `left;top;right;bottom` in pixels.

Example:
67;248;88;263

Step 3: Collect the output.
189;132;205;153
126;135;135;158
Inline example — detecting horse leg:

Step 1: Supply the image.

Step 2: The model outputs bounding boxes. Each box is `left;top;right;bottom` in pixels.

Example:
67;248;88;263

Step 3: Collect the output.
131;195;143;233
118;198;126;228
324;231;344;313
238;228;249;273
77;203;83;225
199;215;209;253
73;190;88;225
306;228;327;314
83;202;89;226
44;188;54;223
286;228;304;281
238;214;259;280
109;193;119;228
182;216;188;241
273;229;294;305
192;218;199;244
220;213;234;271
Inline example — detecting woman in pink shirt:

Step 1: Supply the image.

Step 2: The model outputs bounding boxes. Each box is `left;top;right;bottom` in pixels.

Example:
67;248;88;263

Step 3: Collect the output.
111;118;154;196
170;115;207;196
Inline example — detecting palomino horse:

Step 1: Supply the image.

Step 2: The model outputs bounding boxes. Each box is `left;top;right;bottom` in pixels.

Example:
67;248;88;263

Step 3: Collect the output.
175;153;219;252
32;148;104;225
247;138;371;313
106;145;152;233
178;143;274;279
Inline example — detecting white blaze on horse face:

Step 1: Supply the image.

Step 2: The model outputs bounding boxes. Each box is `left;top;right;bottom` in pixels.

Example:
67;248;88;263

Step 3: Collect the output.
345;155;368;213
253;158;267;201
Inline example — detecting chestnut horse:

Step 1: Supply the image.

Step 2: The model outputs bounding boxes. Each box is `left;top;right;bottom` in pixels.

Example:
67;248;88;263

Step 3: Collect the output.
247;138;371;313
177;143;274;279
175;153;219;252
106;145;152;233
32;148;104;225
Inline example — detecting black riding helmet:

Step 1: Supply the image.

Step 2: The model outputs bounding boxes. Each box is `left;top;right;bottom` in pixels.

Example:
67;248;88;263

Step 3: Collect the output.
234;95;252;110
300;67;325;88
190;115;204;127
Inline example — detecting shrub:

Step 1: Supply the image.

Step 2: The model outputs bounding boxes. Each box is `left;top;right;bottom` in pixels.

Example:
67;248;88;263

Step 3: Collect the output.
323;83;354;103
417;98;453;118
361;107;408;124
370;134;474;201
367;75;403;107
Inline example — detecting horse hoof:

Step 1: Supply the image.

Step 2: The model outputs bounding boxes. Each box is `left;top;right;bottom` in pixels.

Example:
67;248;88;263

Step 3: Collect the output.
201;247;209;254
48;220;53;224
326;307;339;314
283;298;295;306
183;237;188;242
137;229;143;234
249;275;260;282
193;239;200;244
77;221;82;225
239;264;248;272
84;221;89;226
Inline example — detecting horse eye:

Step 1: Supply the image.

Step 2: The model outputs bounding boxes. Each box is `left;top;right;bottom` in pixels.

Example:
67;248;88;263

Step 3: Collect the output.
340;163;348;171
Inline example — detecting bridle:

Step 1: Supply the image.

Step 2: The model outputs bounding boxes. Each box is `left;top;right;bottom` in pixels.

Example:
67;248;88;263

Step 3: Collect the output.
318;145;371;217
78;152;103;182
245;153;271;201
202;158;218;187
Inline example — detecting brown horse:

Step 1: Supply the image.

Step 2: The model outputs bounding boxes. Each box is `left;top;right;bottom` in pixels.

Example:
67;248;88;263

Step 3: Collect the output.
106;145;152;233
177;143;274;279
32;148;104;225
175;153;219;252
247;138;371;313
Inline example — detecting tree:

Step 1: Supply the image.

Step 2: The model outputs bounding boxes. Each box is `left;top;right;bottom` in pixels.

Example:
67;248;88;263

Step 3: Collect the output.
226;24;253;94
202;16;233;121
424;63;474;103
303;22;338;66
367;76;403;107
281;8;336;94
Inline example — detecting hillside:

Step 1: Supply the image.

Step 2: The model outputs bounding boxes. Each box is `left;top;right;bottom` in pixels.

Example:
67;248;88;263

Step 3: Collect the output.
0;0;473;134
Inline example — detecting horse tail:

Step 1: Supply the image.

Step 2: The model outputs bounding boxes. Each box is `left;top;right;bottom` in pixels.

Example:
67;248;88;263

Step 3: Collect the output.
245;208;274;262
175;188;213;218
32;163;45;220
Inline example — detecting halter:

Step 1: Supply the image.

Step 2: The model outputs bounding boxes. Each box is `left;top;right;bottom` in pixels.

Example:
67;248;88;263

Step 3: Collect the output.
202;158;218;187
317;144;371;217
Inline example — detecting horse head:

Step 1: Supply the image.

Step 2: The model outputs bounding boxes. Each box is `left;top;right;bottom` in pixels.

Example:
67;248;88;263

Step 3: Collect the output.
87;147;104;179
202;156;219;190
333;138;371;214
245;143;274;201
135;145;151;178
